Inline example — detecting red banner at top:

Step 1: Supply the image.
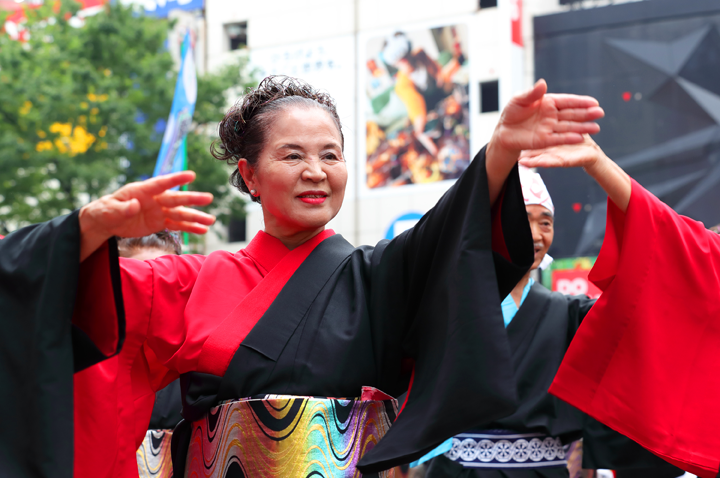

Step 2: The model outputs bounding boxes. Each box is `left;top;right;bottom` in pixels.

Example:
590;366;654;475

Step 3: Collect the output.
3;0;106;40
510;0;523;47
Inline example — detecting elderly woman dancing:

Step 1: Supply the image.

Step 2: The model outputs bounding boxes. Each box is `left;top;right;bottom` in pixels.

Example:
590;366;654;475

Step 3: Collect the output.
1;76;603;478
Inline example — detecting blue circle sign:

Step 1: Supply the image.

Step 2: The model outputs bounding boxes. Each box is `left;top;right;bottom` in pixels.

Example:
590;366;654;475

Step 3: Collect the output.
385;212;424;240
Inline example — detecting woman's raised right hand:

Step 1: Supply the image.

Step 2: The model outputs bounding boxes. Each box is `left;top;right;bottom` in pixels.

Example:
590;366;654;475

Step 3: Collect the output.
78;171;215;261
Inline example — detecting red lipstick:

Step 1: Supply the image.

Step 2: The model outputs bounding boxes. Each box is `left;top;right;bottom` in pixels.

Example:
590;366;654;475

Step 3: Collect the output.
297;191;328;204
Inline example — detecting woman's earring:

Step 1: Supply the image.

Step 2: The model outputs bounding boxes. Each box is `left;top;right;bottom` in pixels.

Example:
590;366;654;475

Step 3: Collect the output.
250;189;257;196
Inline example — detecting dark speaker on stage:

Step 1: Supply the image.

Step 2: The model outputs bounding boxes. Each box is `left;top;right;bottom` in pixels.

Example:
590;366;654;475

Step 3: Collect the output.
534;0;720;258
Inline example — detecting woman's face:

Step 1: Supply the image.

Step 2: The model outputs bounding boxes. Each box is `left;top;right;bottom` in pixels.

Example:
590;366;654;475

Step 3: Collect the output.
242;106;347;241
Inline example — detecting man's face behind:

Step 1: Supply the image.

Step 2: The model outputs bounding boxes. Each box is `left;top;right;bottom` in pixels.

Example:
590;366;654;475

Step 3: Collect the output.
526;204;554;270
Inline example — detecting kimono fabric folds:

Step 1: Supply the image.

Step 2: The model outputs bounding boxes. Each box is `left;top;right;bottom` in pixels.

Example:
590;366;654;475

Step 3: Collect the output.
425;264;680;477
136;429;173;478
74;147;534;476
0;213;124;478
549;180;720;478
135;379;182;478
425;282;594;478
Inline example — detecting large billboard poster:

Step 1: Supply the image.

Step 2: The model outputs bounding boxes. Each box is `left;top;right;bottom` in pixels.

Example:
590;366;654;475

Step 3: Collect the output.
363;23;471;189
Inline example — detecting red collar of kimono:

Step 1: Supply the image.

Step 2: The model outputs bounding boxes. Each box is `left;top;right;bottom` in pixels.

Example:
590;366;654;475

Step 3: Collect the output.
242;230;293;274
198;228;336;376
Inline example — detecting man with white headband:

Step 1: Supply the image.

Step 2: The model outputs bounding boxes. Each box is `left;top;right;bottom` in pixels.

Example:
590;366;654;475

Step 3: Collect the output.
414;167;683;478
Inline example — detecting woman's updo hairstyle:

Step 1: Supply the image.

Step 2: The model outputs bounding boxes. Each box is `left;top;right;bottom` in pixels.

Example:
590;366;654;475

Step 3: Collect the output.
211;75;344;203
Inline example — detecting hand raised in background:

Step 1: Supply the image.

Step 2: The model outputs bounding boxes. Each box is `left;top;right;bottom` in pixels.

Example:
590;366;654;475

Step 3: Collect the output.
519;133;608;169
79;171;215;261
520;134;632;213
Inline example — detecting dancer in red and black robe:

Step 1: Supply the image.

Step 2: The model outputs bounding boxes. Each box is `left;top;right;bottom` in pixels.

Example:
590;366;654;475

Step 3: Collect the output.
521;134;720;478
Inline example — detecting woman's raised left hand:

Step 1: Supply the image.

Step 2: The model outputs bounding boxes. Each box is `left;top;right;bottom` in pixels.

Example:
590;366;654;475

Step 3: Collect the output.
78;171;215;261
490;79;604;155
485;79;604;204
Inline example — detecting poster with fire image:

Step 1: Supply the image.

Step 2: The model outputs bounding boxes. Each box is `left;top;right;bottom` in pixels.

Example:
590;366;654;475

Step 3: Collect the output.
364;23;470;189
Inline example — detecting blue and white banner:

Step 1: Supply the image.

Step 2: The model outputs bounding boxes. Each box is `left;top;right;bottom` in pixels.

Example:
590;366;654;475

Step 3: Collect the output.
153;32;197;178
142;0;204;17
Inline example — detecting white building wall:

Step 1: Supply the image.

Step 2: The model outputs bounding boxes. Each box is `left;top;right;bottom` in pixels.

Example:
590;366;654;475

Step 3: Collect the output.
202;0;642;251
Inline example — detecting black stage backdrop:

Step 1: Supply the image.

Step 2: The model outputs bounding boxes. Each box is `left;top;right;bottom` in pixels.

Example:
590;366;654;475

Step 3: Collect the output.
534;0;720;258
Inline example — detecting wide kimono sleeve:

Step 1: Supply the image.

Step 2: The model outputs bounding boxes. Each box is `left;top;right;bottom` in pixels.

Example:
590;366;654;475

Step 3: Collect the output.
549;179;720;478
357;146;534;472
73;246;206;478
0;212;123;478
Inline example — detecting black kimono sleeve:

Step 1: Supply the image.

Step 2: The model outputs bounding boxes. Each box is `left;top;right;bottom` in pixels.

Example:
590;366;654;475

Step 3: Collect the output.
583;418;684;476
358;147;534;472
0;212;124;478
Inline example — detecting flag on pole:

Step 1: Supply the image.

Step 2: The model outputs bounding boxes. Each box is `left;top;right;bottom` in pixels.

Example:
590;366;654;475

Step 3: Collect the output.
153;32;197;180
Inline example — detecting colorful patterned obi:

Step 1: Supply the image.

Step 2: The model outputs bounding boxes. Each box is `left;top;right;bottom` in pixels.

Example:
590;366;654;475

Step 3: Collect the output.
444;430;568;469
136;429;173;478
184;393;399;477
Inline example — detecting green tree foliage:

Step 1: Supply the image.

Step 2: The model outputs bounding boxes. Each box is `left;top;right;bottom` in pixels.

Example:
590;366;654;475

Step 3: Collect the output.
0;1;255;238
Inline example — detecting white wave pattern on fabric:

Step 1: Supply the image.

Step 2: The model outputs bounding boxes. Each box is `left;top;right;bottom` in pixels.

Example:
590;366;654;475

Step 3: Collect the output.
445;433;568;468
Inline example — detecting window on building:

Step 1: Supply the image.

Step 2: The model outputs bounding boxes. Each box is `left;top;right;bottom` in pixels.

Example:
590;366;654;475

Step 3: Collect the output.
225;21;247;51
228;217;247;243
480;80;500;113
479;0;497;8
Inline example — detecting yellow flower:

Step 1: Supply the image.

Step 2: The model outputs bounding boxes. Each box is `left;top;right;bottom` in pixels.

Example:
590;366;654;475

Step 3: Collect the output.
70;126;96;155
98;126;107;138
54;138;68;154
50;123;72;137
36;140;53;152
78;115;87;125
43;123;96;156
90;107;99;116
19;101;32;115
103;69;111;77
80;102;89;109
37;130;47;138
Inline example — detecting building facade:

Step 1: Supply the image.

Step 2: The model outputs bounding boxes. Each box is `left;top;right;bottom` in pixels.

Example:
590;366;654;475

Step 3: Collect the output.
201;0;642;250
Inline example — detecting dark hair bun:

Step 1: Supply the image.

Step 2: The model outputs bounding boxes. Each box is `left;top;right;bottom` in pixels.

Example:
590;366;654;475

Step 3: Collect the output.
211;76;343;203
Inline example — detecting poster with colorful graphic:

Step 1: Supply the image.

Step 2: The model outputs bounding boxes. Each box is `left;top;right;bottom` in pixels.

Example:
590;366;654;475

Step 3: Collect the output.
364;23;470;189
542;257;602;299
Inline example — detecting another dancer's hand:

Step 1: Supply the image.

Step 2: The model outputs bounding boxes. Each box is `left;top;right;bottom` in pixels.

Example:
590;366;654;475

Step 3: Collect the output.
520;135;632;213
79;171;215;261
519;134;607;169
485;79;604;204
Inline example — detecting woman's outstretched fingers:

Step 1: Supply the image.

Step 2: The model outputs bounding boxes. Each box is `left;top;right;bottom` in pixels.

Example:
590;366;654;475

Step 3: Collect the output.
139;171;197;196
162;206;216;225
553;121;601;134
557;106;605;122
164;219;211;235
155;190;214;208
545;132;587;147
514;79;547;106
548;94;600;110
519;136;604;168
